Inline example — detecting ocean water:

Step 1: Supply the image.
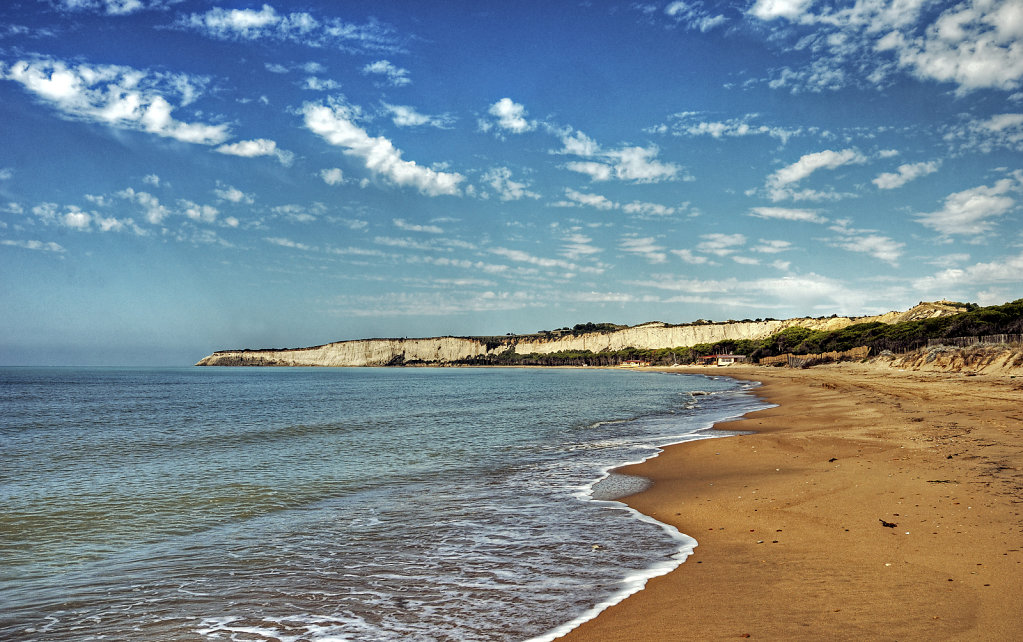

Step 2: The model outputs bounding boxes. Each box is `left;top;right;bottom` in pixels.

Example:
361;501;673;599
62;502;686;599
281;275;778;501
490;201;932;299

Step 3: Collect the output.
0;366;765;641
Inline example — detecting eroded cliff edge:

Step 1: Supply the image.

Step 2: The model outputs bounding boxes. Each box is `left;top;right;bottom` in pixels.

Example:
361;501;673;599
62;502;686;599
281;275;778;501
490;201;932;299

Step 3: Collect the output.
195;301;966;367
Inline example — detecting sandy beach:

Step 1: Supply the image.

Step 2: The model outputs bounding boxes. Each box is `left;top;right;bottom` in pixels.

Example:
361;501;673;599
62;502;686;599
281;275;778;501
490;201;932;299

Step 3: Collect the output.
560;363;1023;641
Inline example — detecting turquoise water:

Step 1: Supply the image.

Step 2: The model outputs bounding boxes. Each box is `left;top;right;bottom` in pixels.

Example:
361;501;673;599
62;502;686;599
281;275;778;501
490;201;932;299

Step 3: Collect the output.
0;367;763;640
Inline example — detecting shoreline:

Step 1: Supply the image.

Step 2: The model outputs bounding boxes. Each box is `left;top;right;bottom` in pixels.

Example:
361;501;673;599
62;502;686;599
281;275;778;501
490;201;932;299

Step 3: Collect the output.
557;363;1023;640
531;377;770;642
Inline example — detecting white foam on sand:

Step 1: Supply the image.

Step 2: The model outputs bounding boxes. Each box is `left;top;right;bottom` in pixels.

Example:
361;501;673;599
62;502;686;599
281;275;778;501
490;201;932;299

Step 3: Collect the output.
521;498;697;642
528;380;769;642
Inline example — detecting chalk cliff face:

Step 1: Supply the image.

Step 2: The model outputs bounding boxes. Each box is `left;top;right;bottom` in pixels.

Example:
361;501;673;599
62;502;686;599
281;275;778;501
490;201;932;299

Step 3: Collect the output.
195;337;496;367
195;301;968;367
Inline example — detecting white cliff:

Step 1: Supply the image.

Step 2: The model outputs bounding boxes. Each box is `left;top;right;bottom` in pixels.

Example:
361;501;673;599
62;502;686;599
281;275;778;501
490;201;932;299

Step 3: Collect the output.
195;301;969;367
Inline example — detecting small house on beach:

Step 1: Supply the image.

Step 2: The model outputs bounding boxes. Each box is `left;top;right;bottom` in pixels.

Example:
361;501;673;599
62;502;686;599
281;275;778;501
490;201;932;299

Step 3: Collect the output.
620;360;651;367
697;354;747;366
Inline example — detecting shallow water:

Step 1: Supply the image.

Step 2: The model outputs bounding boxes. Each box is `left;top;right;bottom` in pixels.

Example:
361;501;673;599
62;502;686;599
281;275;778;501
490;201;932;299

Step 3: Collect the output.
0;366;764;641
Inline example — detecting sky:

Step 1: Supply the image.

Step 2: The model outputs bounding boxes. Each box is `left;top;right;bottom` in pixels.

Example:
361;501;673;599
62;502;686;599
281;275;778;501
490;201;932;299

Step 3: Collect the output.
1;0;1022;365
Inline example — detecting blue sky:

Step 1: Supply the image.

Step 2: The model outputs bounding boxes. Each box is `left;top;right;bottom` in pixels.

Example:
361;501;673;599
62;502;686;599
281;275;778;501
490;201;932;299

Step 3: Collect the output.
2;0;1022;365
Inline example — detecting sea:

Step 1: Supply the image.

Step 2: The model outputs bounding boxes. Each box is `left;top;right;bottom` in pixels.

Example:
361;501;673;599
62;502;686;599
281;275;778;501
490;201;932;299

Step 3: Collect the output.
0;366;766;641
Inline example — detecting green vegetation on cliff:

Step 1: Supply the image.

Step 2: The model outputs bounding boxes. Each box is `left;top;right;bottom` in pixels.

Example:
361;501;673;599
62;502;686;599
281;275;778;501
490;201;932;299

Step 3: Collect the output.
451;299;1023;367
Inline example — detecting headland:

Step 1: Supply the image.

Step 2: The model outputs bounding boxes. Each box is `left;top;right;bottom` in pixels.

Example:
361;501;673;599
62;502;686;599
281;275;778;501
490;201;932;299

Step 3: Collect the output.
195;300;970;367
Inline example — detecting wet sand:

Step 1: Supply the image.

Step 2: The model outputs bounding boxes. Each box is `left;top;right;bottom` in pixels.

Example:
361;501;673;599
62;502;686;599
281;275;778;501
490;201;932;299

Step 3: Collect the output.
559;363;1023;640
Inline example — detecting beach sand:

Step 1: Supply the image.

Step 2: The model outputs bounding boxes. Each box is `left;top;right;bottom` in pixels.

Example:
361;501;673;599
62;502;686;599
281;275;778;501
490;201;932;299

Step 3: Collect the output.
559;363;1023;641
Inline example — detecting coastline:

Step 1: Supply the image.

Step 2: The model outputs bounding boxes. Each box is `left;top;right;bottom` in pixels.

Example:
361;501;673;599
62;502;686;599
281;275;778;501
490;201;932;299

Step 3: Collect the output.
558;363;1023;640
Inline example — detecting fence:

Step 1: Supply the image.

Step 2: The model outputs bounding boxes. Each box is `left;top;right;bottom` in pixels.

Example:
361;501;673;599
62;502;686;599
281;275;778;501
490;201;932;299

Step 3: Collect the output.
926;334;1023;348
758;345;871;367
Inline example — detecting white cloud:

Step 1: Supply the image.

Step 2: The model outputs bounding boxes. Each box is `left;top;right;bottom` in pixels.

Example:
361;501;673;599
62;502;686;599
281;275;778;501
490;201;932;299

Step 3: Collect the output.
748;206;828;223
753;239;792;254
564;161;613;182
302;99;464;197
620;236;668;263
214;183;254;204
393;218;443;234
914;175;1021;237
834;234;905;265
606;145;682;183
872;160;940;189
116;188;169;224
373;235;443;251
382;103;454;128
553;127;684;183
303;76;342;91
562;145;681;183
62;208;91;229
561;232;603;260
273;203;323;223
215;138;294;166
769;148;866;186
486;98;535;134
362;60;410;86
664;1;728;32
482;167;540;201
1;239;66;252
30;201;140;234
766;59;848;94
749;0;1023;94
697;233;746;256
179;4;401;53
621;201;677;217
629;272;877;316
945;113;1023;152
671;248;709;264
179;200;219;223
53;0;165;15
490;246;603;274
749;0;814;21
828;220;904;265
186;4;282;37
142;173;160;187
419;255;513;276
556;130;601;156
1;57;230;145
553;188;617;210
265;236;315;251
883;1;1023;93
320;167;346;185
764;148;866;201
914;250;1023;294
655;111;804;143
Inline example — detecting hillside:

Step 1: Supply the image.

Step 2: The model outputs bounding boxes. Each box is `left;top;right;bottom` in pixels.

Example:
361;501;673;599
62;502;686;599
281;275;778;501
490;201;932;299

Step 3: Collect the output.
195;301;971;367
